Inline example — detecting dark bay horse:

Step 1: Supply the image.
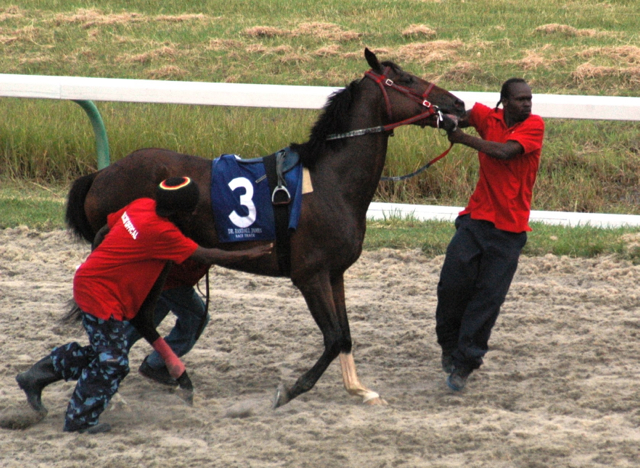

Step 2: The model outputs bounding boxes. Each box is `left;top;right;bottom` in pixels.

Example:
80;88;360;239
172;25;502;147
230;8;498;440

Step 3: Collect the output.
65;49;465;407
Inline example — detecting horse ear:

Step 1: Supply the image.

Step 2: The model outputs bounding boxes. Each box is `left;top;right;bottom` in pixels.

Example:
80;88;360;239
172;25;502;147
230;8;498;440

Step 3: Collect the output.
364;48;382;72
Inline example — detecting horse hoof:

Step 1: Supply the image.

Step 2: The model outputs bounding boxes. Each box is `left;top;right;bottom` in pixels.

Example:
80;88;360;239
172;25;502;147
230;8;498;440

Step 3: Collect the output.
176;388;194;406
364;396;388;406
175;370;194;405
272;384;290;409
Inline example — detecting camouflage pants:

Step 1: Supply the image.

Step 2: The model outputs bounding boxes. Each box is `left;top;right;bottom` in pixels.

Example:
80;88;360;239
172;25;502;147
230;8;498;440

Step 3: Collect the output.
50;313;129;432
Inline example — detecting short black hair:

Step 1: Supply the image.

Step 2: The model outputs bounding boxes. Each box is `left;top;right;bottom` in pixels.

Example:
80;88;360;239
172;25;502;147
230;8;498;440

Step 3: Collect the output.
496;78;527;109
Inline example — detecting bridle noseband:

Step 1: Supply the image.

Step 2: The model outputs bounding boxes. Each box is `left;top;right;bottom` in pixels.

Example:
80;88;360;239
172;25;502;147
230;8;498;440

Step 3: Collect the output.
326;66;444;141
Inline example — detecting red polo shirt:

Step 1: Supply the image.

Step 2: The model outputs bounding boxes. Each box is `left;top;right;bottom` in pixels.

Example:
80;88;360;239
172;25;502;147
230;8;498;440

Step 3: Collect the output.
73;198;199;321
460;102;545;233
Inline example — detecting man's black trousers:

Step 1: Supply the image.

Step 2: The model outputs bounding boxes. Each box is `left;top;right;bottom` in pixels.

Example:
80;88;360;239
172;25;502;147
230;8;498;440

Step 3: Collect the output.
435;214;527;372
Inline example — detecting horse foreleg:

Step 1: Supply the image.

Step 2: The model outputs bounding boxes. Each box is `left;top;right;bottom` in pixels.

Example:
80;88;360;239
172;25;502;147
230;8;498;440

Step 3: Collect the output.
273;272;341;408
331;275;387;406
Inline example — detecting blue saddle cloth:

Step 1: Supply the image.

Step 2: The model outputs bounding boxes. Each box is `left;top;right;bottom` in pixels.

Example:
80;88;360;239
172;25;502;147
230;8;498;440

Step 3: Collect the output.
210;148;303;243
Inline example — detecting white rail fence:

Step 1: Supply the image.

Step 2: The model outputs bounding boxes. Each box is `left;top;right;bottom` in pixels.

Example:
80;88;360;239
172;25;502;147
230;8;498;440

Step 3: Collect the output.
3;74;640;119
2;74;640;227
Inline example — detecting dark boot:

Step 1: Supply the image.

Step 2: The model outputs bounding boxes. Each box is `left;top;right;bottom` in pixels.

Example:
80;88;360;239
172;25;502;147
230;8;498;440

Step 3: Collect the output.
441;352;455;374
16;356;62;414
446;367;473;392
77;423;112;434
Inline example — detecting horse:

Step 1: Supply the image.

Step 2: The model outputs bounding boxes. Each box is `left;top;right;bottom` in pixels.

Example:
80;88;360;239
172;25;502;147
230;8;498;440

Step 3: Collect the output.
65;48;466;408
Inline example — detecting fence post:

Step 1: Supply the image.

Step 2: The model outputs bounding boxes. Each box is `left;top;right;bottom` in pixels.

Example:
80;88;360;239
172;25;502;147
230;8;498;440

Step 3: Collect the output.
72;100;111;169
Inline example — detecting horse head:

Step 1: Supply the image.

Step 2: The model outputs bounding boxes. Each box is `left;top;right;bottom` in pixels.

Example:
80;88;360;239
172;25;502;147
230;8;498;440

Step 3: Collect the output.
364;48;465;130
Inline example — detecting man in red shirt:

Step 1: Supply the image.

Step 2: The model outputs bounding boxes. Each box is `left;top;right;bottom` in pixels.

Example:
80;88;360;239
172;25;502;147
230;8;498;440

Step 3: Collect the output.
16;177;271;433
436;78;545;391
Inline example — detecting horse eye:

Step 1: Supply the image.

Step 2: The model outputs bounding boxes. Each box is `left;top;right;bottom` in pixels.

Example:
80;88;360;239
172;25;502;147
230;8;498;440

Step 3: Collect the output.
399;75;413;85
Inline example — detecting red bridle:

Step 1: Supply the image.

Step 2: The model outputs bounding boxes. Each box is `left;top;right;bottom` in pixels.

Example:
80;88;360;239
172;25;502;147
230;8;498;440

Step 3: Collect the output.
326;67;444;141
326;66;454;181
364;67;438;122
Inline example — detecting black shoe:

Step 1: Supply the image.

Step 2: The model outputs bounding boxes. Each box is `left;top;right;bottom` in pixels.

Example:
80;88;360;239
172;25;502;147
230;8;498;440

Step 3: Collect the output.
16;356;63;414
446;367;472;391
139;357;178;387
77;423;112;434
441;353;455;374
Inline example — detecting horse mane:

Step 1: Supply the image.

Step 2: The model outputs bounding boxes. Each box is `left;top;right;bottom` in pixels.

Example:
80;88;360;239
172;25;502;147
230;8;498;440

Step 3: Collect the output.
290;60;404;168
290;79;360;168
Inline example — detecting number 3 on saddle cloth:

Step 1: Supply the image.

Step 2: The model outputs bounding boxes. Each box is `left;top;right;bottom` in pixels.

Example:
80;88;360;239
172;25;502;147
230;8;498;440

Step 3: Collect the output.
210;147;305;244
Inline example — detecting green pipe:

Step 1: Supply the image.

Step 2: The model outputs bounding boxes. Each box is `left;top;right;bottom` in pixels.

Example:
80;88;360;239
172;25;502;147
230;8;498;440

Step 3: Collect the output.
73;100;111;169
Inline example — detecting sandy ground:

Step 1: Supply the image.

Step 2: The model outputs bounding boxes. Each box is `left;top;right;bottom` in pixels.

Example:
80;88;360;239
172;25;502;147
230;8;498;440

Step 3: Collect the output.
0;226;639;467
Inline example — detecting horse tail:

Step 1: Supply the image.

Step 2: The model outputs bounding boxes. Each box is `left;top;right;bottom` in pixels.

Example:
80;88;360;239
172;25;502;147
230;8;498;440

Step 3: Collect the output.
65;172;98;243
60;298;83;325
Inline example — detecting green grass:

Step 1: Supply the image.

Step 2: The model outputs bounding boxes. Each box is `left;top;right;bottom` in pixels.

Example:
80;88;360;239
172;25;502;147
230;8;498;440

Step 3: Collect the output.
1;1;639;213
364;214;640;262
523;222;637;258
0;179;67;231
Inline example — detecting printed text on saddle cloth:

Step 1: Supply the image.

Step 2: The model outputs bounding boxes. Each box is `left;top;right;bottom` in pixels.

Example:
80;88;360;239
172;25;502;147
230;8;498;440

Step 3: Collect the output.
210;154;304;243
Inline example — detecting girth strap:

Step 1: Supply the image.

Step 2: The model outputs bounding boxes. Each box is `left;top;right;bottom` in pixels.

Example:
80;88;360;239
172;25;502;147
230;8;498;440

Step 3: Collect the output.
263;152;292;276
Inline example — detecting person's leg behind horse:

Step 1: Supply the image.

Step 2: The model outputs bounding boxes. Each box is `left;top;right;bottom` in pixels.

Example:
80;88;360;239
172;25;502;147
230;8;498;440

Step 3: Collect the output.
435;215;482;370
138;286;208;386
450;221;526;387
63;313;129;434
146;286;208;365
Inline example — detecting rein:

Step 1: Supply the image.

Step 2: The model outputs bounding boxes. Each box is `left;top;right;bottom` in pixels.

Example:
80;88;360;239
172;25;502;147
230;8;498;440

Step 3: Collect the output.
326;67;453;181
379;143;453;182
194;271;210;340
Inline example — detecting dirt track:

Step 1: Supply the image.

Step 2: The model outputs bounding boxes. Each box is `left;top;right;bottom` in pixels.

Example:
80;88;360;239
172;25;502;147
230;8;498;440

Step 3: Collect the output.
1;227;639;467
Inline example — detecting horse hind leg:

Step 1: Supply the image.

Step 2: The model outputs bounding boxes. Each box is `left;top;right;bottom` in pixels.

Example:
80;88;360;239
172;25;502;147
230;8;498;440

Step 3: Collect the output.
331;275;386;406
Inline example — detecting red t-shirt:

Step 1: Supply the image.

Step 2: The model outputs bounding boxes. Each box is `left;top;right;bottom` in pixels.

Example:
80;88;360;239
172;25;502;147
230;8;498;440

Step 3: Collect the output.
460;102;545;233
73;198;199;321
